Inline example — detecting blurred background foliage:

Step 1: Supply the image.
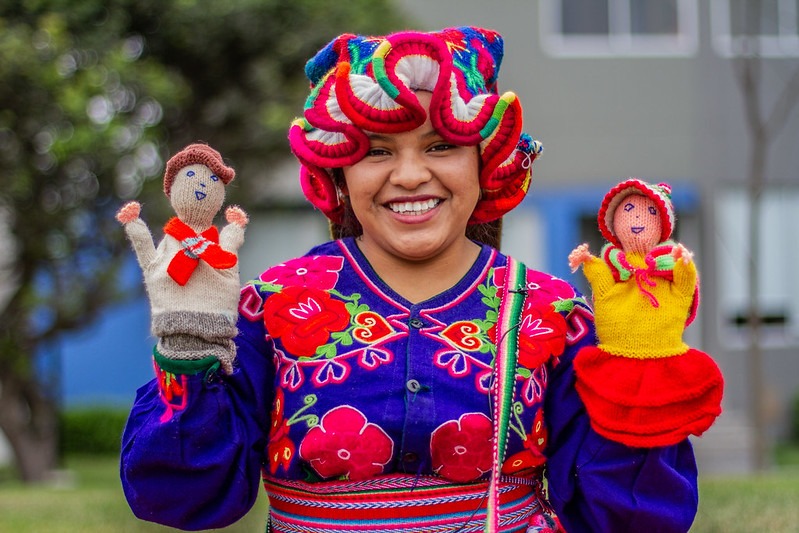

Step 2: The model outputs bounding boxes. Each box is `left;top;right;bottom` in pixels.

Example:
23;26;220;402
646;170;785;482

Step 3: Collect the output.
0;0;408;482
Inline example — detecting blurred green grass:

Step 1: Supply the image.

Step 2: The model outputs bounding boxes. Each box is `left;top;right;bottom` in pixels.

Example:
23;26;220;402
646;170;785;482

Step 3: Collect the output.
1;455;798;532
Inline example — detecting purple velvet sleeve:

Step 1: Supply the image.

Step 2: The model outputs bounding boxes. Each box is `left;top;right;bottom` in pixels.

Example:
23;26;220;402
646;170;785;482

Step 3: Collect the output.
545;335;699;533
120;318;274;531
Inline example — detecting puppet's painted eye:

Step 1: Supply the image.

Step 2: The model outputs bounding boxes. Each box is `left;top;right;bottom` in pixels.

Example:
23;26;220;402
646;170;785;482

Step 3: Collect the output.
624;202;634;212
648;206;657;215
210;174;219;181
187;170;195;177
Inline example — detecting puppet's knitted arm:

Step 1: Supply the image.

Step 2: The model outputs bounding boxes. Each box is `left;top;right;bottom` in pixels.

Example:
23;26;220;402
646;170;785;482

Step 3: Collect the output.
219;205;248;253
672;244;698;295
117;202;156;270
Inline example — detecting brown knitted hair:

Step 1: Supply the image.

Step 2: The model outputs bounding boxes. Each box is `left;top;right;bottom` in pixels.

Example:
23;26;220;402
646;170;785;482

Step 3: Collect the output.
163;143;236;196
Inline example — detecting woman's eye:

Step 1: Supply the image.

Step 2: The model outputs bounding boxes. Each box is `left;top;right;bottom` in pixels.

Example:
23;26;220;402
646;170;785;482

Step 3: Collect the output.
187;170;196;177
648;206;657;215
367;147;390;157
624;202;634;212
429;143;454;152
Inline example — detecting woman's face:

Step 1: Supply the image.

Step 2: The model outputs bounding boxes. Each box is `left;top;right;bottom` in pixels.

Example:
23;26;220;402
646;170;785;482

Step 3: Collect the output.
341;92;480;264
612;193;662;253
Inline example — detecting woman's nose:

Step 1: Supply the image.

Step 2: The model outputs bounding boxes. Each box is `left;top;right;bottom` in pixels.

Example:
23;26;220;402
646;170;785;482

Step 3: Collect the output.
389;152;432;189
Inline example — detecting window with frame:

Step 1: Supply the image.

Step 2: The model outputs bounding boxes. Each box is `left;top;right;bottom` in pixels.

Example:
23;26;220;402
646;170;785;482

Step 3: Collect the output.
711;0;799;57
714;187;799;347
540;0;699;57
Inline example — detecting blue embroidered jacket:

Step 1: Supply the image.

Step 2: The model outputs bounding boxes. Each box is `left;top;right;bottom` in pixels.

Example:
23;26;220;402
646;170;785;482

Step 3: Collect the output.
121;238;698;532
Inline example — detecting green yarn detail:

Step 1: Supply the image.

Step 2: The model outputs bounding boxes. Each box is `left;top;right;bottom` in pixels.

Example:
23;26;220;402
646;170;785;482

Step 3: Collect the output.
479;98;508;139
153;346;220;377
372;57;400;100
655;253;676;271
602;244;631;281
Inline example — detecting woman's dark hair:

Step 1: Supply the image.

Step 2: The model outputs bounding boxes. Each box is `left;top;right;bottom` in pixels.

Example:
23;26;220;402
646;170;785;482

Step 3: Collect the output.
328;169;503;249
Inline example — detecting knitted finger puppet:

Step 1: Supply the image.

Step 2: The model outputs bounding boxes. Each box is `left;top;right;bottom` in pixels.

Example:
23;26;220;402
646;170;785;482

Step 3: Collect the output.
116;143;248;374
568;179;723;447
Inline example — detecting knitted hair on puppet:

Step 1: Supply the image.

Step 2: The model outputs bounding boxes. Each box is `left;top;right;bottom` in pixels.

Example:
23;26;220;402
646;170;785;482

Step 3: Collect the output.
568;179;723;447
116;143;248;374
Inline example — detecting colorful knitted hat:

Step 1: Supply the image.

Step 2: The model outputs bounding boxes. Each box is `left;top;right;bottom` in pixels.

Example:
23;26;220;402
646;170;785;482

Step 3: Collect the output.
164;143;236;196
288;26;543;225
598;179;675;247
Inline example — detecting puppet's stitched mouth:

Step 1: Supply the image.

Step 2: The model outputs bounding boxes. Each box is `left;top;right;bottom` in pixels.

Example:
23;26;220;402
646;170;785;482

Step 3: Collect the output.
631;227;645;234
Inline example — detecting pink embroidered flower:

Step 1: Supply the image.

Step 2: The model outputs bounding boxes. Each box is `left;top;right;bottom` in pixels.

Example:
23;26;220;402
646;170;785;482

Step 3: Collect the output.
264;286;350;357
430;412;492;482
267;389;295;475
299;406;393;480
492;267;576;304
261;255;345;290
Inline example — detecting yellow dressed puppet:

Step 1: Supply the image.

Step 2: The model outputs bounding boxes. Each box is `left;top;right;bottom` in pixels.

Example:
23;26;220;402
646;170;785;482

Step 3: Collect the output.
569;179;724;447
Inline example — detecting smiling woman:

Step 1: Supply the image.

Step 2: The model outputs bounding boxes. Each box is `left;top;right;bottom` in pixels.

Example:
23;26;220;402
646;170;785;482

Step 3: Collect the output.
119;28;710;533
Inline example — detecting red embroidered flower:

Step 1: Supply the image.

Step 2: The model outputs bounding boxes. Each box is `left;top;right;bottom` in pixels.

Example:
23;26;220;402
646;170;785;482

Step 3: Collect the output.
299;406;393;480
264;286;350;357
430;412;492;482
267;389;295;474
261;255;344;290
502;408;547;476
153;361;188;423
517;304;567;369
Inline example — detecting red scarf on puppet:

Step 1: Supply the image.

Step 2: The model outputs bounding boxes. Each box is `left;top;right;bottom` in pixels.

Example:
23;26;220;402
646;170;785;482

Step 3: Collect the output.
163;217;237;286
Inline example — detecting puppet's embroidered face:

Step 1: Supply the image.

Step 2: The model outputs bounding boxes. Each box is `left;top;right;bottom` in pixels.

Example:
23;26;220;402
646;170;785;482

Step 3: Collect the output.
169;163;226;228
612;193;662;254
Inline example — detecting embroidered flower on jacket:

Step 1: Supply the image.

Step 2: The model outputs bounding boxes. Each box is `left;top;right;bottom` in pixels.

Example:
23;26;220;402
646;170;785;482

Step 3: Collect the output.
517;304;567;369
260;255;345;290
299;405;394;480
263;286;351;357
502;408;547;476
492;266;576;304
430;412;492;482
267;389;295;475
154;360;187;423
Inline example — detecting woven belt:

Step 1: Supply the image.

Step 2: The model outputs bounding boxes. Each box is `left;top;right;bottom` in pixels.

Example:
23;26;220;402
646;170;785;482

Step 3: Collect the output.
264;474;542;533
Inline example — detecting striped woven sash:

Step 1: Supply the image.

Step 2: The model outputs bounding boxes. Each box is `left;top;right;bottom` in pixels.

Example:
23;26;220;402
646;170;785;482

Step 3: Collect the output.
264;474;541;532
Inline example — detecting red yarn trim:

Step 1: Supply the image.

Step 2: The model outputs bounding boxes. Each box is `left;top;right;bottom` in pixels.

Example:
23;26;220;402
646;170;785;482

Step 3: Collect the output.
574;346;724;447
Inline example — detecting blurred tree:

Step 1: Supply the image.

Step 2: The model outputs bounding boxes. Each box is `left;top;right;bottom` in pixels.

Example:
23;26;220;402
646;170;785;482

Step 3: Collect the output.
0;0;407;482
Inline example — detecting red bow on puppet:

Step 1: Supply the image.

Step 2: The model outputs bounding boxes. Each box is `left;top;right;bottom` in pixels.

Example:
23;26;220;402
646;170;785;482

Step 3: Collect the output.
163;217;237;286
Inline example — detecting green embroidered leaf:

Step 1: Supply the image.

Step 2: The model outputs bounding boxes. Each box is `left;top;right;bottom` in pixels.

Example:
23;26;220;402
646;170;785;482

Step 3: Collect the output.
517;367;531;379
315;343;337;359
553;298;575;313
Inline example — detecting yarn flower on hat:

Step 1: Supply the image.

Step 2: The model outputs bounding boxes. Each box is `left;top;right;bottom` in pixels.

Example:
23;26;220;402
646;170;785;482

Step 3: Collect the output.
430;412;493;482
299;405;394;480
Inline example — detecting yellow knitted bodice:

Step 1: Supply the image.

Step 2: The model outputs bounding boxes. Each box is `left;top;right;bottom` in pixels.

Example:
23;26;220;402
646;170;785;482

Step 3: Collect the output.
583;252;697;358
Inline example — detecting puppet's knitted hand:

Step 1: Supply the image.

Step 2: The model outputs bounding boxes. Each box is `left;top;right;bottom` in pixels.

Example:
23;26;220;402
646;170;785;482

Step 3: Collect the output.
568;243;593;273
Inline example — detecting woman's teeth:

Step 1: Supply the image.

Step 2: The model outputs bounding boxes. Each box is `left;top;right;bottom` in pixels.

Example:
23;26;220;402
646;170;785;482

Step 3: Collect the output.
389;199;440;215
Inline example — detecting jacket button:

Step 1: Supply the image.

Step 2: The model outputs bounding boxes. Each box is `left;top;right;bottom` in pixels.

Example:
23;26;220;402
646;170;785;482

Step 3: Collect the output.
406;379;421;393
409;318;424;329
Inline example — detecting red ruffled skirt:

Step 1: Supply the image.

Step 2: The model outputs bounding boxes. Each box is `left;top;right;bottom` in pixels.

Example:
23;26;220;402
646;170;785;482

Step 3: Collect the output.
573;346;724;447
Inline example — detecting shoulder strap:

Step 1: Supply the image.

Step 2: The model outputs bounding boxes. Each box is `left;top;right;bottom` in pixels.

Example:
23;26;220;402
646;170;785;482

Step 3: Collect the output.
486;256;528;533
